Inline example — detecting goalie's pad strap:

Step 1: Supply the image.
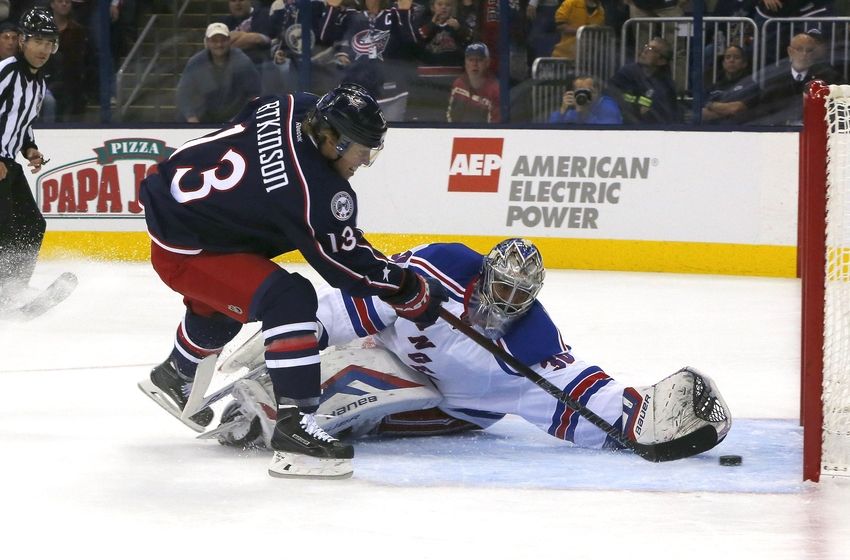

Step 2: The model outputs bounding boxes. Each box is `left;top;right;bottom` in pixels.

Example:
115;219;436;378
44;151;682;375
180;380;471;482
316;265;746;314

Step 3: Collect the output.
375;408;484;436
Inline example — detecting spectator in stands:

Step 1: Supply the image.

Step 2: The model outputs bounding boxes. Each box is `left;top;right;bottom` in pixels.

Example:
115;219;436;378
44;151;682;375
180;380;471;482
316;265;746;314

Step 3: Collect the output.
550;0;604;60
458;0;480;39
805;27;843;81
753;0;833;21
526;0;560;62
701;44;760;125
0;21;17;60
753;31;841;125
447;41;500;122
46;0;92;122
625;0;686;88
606;36;681;124
222;0;273;66
319;0;419;103
624;0;683;28
548;74;622;124
175;23;260;124
268;0;325;66
416;0;472;66
752;0;834;66
109;0;140;62
473;0;525;77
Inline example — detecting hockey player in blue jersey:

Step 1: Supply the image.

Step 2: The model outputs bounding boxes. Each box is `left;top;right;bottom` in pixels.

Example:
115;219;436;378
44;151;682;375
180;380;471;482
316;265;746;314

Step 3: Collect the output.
137;83;447;479
205;238;732;461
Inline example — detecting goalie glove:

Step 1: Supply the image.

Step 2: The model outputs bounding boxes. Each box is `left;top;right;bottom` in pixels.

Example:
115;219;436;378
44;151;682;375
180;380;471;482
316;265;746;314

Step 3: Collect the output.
381;271;448;328
622;367;731;456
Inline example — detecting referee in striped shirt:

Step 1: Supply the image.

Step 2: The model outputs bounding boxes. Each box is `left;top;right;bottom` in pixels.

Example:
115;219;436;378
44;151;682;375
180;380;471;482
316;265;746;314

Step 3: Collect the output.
0;7;58;308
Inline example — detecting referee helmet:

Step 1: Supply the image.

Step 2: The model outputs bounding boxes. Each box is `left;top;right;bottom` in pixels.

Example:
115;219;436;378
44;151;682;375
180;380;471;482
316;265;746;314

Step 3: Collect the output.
20;7;59;53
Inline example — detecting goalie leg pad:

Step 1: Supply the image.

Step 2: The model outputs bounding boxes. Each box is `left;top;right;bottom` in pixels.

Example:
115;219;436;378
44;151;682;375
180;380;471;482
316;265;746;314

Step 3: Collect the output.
207;341;445;446
315;342;444;437
622;367;731;453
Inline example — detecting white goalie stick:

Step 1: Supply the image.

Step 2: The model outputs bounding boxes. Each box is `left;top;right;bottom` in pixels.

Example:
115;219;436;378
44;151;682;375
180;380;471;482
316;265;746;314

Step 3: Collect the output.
181;336;266;420
436;308;720;462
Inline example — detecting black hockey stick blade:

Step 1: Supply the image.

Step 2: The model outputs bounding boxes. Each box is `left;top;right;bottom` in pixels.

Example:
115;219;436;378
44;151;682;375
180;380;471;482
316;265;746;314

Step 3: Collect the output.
631;425;720;463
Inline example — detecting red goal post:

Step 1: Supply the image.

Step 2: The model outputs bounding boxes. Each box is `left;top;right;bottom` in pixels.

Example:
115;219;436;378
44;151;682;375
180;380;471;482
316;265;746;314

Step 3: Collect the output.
800;80;850;482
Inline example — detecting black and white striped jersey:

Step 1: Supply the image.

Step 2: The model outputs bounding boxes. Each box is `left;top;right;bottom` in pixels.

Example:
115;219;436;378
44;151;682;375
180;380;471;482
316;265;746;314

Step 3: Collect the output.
0;53;44;161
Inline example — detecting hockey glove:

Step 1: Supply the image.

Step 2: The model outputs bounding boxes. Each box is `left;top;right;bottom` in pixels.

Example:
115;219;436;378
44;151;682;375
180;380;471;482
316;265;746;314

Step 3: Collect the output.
381;272;448;328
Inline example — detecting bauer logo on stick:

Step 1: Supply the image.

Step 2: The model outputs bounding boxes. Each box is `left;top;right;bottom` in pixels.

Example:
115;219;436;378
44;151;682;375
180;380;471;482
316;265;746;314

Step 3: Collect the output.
448;137;503;193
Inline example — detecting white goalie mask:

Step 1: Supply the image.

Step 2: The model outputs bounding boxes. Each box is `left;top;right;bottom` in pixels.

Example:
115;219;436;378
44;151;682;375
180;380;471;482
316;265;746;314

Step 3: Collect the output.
468;238;545;339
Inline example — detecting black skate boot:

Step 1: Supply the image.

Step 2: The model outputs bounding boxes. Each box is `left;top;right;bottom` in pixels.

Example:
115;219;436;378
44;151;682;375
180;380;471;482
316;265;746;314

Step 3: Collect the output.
137;359;214;432
268;406;354;479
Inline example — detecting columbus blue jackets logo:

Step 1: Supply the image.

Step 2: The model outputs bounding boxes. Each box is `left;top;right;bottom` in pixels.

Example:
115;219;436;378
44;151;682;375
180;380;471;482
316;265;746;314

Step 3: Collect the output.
331;191;354;221
284;24;315;55
351;29;391;60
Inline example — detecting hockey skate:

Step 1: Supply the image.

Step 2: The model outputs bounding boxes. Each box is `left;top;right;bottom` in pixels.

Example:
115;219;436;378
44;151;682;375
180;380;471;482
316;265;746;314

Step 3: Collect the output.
268;406;354;479
622;367;731;460
137;359;215;433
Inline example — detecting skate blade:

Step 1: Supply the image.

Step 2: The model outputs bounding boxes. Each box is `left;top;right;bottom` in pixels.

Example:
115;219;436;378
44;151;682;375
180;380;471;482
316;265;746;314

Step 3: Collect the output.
137;379;206;433
268;452;353;480
197;417;246;440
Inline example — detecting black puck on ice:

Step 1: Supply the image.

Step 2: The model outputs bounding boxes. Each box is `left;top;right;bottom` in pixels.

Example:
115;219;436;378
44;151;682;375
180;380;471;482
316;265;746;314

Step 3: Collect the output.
719;455;743;466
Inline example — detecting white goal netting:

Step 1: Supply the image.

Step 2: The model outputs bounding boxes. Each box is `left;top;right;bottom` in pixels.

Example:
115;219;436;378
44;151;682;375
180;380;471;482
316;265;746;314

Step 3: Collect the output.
822;84;850;476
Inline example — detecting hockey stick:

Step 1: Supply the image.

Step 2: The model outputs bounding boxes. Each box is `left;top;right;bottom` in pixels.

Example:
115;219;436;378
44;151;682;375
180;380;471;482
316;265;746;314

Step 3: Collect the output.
181;332;268;419
437;308;717;463
181;355;219;421
182;365;267;419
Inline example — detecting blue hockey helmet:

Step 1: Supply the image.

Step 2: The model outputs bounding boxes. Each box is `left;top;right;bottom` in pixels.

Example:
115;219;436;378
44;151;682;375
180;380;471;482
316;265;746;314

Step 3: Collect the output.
20;7;59;53
312;83;387;166
469;238;545;339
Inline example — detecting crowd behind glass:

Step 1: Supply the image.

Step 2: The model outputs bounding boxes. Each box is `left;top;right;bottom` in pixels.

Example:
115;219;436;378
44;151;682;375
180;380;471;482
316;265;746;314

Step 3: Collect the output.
5;0;849;127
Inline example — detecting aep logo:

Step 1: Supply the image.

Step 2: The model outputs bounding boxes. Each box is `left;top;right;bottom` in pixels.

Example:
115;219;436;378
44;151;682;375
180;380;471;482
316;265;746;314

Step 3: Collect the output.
447;137;504;192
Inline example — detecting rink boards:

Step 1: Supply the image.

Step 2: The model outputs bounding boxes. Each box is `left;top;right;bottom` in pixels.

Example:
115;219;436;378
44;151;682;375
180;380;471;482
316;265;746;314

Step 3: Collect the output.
29;127;798;277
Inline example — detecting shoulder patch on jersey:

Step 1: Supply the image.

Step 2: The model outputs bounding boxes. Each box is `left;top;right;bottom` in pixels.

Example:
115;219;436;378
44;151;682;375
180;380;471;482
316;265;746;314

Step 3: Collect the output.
331;191;355;221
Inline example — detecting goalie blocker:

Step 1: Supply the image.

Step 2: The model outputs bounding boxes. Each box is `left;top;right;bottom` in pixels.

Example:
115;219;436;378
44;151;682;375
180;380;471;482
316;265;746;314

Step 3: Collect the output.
205;335;731;458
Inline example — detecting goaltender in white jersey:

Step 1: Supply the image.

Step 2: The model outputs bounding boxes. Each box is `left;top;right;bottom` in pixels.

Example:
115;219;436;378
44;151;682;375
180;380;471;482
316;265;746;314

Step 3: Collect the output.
203;239;732;461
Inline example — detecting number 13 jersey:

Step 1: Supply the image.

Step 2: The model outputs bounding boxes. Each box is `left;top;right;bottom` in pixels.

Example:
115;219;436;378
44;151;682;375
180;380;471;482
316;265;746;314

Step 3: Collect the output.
140;93;406;298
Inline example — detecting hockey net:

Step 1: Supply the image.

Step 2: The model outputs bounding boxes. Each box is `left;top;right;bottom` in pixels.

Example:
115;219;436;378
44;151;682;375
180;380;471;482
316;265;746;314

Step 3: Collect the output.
801;82;850;481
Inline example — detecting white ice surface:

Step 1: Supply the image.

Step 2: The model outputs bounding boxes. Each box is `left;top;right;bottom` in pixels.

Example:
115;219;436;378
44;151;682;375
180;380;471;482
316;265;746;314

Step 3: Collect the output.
2;260;849;560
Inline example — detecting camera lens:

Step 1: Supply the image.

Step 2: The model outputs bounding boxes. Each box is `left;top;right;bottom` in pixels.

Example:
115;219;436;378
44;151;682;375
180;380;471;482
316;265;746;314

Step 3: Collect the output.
574;88;592;106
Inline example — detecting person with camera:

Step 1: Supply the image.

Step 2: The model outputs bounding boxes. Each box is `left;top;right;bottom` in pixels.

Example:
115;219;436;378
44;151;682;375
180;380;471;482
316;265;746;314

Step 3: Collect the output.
548;75;622;124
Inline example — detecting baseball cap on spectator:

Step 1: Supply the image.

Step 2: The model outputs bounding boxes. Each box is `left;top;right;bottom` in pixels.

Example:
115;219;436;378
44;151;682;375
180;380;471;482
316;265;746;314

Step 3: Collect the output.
205;22;230;39
0;21;19;34
465;42;489;59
